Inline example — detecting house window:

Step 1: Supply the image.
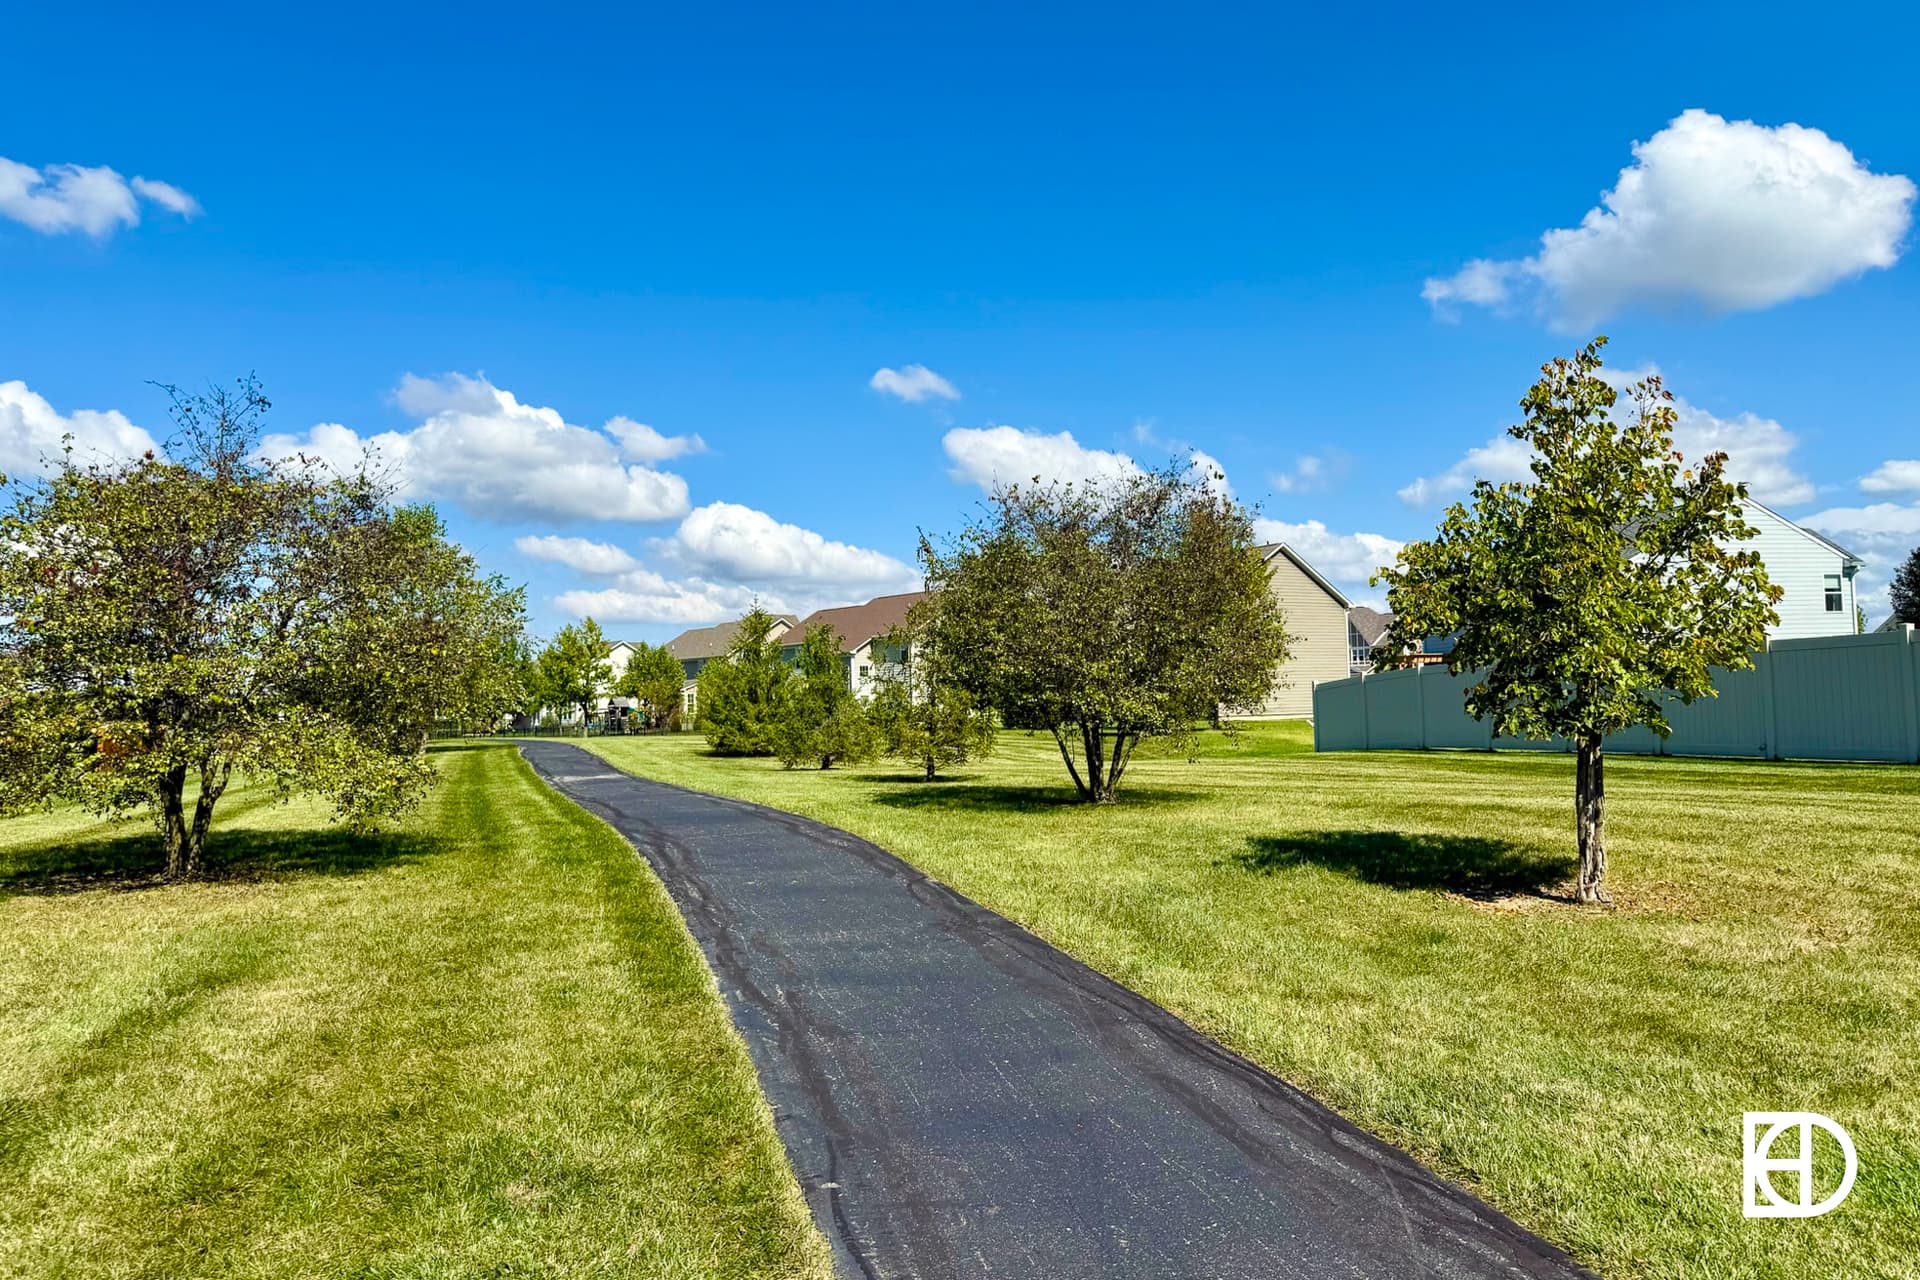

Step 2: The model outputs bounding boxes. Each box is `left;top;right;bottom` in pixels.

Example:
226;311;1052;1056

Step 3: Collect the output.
1350;642;1373;666
858;664;871;678
1824;574;1844;612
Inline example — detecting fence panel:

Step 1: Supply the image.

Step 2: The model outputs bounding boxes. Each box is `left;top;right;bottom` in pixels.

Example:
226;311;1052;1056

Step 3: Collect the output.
1310;626;1919;763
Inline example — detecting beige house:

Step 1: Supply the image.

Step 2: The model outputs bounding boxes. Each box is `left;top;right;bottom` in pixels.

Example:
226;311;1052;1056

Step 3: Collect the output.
1232;543;1352;719
785;591;927;698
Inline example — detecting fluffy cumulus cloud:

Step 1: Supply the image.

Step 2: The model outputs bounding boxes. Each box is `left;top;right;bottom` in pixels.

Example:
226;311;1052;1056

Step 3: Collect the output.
870;364;960;402
260;373;694;523
1424;110;1915;329
0;379;162;477
513;535;641;575
1270;449;1351;495
1399;374;1814;508
943;425;1141;490
1861;460;1920;494
527;502;919;625
0;156;201;237
1251;517;1404;591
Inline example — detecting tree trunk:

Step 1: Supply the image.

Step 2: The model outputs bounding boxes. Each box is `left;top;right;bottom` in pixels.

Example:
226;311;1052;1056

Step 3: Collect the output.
923;752;936;782
1575;733;1609;904
1080;724;1113;803
158;764;192;880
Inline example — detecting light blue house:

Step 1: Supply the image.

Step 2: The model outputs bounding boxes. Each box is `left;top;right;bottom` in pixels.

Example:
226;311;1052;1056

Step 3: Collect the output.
1740;500;1863;640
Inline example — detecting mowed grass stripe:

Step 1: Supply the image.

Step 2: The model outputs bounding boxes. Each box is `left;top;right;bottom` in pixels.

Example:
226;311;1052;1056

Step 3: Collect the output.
0;742;832;1280
586;724;1920;1280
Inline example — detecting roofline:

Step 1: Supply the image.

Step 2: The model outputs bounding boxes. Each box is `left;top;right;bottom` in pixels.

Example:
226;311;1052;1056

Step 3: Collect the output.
1741;497;1864;568
1259;543;1352;609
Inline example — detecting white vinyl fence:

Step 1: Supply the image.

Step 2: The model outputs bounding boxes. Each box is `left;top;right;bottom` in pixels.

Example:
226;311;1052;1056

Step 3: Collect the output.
1311;625;1920;764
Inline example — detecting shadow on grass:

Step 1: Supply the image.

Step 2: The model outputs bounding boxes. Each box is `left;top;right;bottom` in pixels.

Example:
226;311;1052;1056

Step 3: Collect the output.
0;825;439;898
870;781;1214;813
1237;830;1573;900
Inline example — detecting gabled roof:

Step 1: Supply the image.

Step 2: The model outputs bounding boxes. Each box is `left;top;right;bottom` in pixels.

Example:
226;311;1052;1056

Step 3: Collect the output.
663;614;799;662
1347;605;1395;647
1254;543;1352;609
791;591;928;652
1741;498;1864;569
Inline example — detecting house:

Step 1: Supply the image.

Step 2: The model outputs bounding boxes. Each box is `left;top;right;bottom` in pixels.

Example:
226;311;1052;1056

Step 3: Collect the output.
661;613;800;722
1345;605;1394;677
785;590;928;698
1233;544;1352;719
1738;501;1864;640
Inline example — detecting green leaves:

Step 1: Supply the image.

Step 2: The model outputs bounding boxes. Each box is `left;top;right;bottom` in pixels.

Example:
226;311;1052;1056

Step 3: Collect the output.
1377;337;1782;744
0;380;527;874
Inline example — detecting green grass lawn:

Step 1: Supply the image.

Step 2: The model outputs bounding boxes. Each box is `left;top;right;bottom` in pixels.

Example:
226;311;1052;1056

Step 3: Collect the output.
0;742;832;1280
585;724;1920;1280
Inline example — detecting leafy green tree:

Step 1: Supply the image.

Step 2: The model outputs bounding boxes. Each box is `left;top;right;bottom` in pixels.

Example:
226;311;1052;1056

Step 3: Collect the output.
772;624;876;769
614;640;686;729
1891;545;1920;626
868;604;997;781
0;377;526;879
926;463;1289;802
1376;339;1780;904
536;619;613;736
697;606;793;755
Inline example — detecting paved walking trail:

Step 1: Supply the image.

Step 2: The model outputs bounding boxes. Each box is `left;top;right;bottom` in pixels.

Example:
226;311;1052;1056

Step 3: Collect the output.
520;740;1594;1280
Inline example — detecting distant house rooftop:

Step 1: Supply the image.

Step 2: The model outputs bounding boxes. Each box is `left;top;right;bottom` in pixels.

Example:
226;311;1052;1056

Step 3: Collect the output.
791;591;928;652
663;614;799;662
1347;605;1395;649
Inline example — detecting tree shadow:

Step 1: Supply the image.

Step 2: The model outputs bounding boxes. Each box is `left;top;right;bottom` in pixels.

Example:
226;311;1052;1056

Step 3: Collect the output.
1236;830;1573;900
870;782;1214;814
0;825;439;898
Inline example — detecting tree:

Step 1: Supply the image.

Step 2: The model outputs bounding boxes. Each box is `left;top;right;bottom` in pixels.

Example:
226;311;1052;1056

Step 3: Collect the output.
1891;545;1920;626
1376;339;1780;904
0;377;526;879
771;624;875;769
868;603;997;781
697;606;793;755
926;464;1289;802
536;618;612;736
614;640;686;729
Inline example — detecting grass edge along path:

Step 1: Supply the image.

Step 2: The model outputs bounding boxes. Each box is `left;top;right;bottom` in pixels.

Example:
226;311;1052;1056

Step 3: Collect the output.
581;723;1920;1280
0;741;834;1280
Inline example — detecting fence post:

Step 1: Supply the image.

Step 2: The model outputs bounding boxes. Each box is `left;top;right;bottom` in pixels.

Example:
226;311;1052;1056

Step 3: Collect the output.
1761;640;1780;761
1900;626;1920;765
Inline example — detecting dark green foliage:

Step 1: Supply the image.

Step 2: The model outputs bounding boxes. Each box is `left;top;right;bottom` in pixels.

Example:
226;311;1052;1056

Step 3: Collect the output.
534;618;612;734
868;602;997;781
772;624;875;769
698;606;794;756
1376;338;1781;902
0;377;527;879
615;640;687;729
925;463;1288;802
1891;545;1920;626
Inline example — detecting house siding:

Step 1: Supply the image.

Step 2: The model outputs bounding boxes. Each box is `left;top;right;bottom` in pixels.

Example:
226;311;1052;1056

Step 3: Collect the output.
1235;550;1350;719
1741;504;1858;640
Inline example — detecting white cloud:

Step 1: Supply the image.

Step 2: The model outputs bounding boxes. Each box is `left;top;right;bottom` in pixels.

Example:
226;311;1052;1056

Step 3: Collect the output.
1861;460;1920;494
1399;375;1814;508
514;535;641;575
661;501;916;592
0;156;200;238
943;425;1141;491
1802;502;1920;538
1270;449;1352;495
546;502;919;625
604;415;705;462
1424;110;1915;329
555;571;769;625
0;379;162;478
260;373;691;523
871;364;960;402
1252;517;1404;590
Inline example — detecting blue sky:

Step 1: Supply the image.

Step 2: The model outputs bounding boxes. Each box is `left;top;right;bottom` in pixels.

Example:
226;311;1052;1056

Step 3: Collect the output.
5;1;1918;637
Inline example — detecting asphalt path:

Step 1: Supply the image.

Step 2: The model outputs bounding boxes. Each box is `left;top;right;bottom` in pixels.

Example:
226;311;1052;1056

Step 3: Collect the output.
519;739;1594;1280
